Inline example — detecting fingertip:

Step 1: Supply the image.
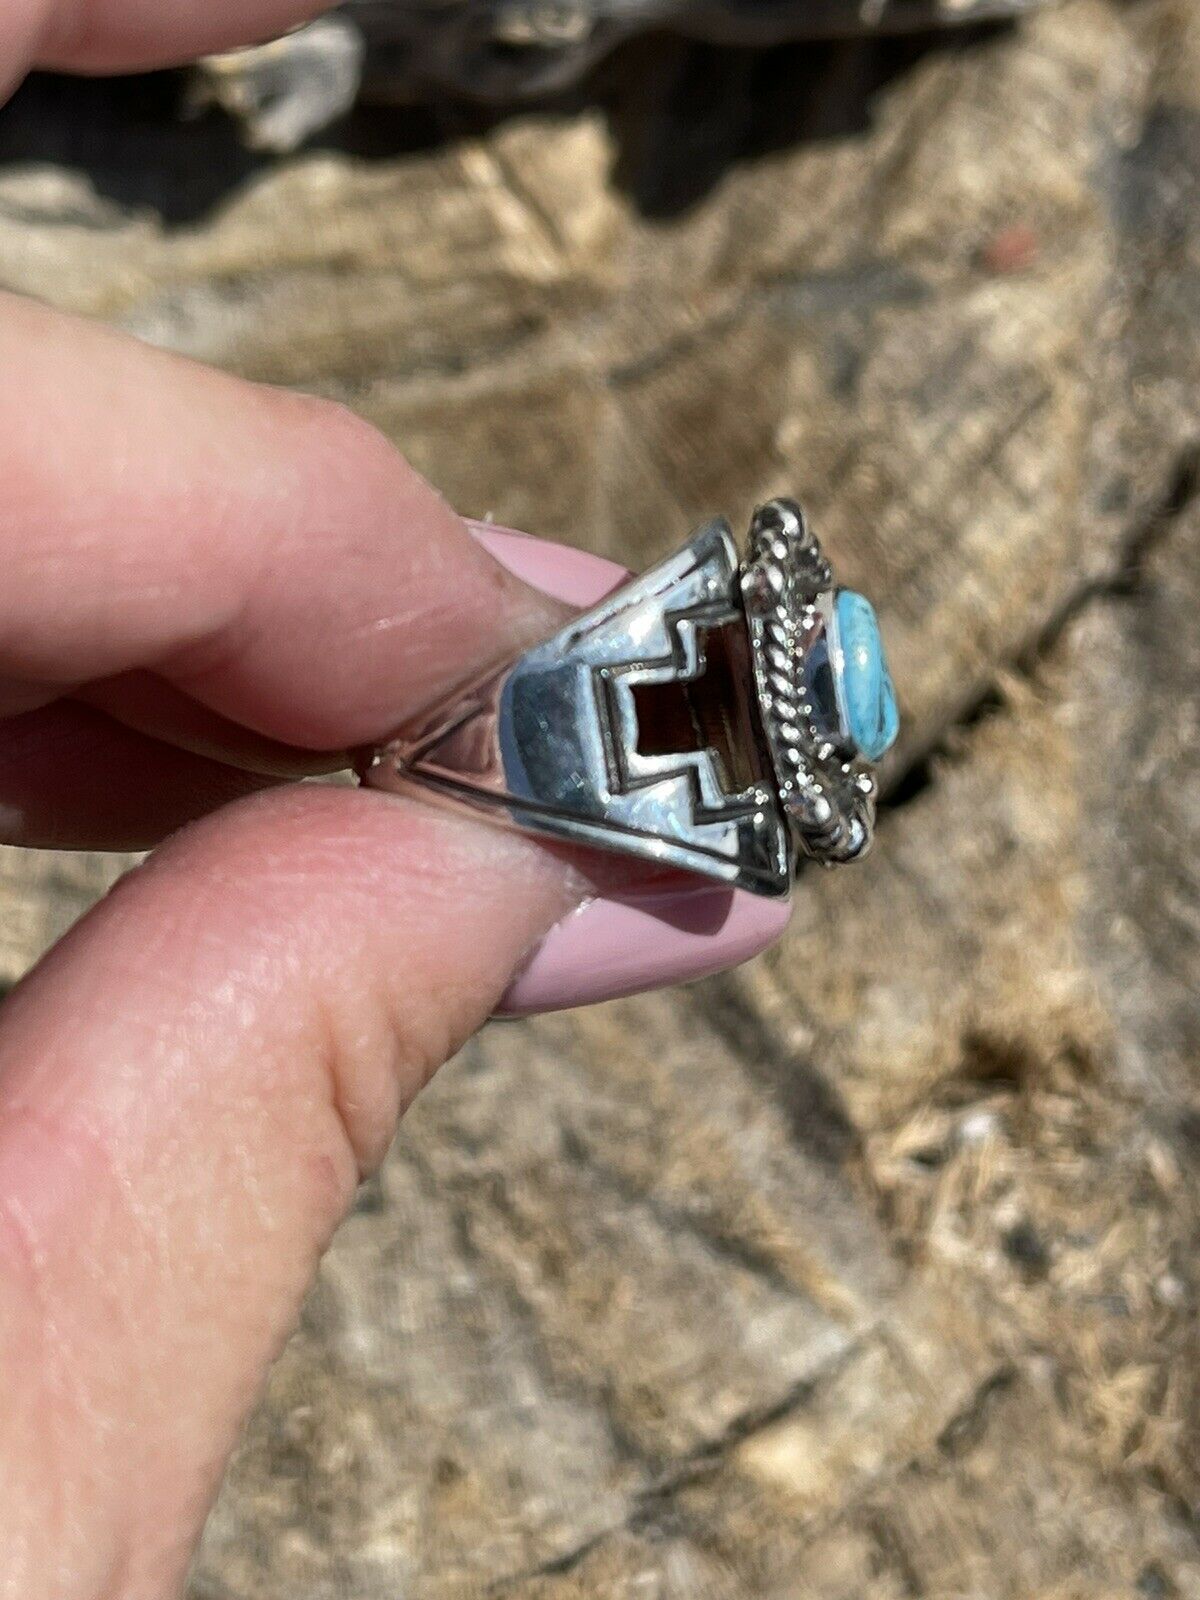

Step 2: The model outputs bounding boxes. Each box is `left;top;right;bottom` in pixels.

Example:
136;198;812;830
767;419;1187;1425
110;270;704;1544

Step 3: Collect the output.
0;299;567;753
35;1;336;72
0;781;584;1588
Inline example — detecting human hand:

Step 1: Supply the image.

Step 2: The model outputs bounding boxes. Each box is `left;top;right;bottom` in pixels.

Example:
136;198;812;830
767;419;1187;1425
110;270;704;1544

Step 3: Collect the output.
0;9;590;1594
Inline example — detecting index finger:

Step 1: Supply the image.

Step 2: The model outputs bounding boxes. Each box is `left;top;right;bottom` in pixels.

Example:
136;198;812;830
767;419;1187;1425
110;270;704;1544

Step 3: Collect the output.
0;292;563;749
5;0;332;81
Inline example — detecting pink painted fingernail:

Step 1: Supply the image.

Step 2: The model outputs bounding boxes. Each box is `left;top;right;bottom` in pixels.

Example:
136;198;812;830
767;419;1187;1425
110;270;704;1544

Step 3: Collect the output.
497;883;791;1016
468;520;793;1015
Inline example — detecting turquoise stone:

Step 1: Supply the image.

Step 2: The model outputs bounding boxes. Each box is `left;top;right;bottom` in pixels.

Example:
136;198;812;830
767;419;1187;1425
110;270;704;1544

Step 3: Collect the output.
835;590;899;761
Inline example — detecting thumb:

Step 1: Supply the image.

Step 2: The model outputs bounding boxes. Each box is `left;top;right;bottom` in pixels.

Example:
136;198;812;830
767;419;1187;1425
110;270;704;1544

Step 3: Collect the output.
0;784;579;1599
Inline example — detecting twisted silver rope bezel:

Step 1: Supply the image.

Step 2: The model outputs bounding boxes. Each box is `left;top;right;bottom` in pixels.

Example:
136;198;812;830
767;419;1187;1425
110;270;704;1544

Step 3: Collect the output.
740;498;878;864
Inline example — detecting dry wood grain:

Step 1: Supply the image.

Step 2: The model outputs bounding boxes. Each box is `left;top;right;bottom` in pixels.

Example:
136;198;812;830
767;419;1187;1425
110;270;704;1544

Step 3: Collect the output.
0;0;1196;1592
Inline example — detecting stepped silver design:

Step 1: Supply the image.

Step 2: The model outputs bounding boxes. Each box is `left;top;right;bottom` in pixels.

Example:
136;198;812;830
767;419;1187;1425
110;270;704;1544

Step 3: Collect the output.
362;501;896;897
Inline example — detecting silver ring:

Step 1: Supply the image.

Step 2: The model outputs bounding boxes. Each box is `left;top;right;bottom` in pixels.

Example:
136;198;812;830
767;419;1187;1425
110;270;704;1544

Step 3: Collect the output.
361;499;899;899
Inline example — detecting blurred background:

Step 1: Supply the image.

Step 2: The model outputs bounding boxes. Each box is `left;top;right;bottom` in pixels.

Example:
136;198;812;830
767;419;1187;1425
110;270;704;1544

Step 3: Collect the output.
1;0;1198;1593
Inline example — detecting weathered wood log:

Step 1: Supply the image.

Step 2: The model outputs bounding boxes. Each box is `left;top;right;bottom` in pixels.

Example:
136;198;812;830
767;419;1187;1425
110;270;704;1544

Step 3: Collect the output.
192;0;1050;150
0;0;1197;1592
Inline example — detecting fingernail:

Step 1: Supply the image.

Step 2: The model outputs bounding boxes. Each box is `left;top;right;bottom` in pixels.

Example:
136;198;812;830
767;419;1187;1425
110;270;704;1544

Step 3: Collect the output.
468;520;793;1016
497;883;791;1016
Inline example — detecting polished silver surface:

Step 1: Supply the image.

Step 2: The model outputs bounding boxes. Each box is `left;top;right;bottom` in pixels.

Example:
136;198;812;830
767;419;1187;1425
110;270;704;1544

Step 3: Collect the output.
363;501;891;897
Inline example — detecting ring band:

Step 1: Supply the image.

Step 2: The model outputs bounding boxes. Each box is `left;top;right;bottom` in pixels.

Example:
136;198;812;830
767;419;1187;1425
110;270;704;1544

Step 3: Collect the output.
361;499;898;899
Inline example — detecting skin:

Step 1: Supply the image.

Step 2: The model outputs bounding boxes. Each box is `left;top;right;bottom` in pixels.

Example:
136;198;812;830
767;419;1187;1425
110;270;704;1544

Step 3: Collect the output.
0;8;588;1594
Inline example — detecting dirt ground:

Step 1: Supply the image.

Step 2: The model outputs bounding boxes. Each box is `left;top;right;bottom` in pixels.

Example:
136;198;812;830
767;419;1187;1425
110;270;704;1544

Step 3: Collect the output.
0;1;1197;1592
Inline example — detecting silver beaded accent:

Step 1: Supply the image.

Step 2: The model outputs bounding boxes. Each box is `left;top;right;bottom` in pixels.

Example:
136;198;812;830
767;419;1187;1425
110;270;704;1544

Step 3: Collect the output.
740;499;877;864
